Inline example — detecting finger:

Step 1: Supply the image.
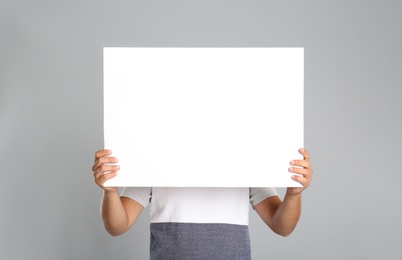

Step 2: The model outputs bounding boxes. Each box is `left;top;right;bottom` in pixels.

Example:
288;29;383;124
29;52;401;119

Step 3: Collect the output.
94;149;112;162
95;171;118;186
290;159;310;168
289;167;309;177
94;164;120;177
299;148;310;162
291;174;308;187
92;156;118;172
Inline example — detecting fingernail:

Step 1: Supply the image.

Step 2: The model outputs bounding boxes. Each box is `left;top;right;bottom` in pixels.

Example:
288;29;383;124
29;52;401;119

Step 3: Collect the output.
116;166;120;169
289;167;293;172
290;160;295;165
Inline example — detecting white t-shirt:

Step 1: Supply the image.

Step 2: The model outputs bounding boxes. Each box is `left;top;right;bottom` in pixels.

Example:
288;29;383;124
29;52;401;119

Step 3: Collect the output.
121;187;277;260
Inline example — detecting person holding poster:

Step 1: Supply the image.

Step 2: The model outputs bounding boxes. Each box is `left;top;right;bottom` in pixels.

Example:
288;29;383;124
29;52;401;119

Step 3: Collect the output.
92;148;313;259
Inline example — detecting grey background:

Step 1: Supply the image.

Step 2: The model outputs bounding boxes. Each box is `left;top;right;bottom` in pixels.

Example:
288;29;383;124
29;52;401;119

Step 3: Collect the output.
1;0;401;259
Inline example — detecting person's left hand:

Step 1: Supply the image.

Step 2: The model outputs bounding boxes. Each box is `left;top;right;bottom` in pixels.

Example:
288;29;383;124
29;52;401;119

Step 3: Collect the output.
287;148;313;196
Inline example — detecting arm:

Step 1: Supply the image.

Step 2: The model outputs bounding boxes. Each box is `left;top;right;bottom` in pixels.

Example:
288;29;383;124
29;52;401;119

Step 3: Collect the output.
93;149;144;236
254;148;313;237
254;191;301;237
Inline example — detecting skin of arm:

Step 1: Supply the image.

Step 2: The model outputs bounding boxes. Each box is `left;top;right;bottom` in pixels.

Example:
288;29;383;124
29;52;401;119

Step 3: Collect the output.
93;149;144;236
254;148;313;237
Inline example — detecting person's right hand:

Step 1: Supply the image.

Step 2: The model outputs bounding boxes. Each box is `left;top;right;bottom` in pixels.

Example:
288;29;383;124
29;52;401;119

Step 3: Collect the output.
92;149;120;192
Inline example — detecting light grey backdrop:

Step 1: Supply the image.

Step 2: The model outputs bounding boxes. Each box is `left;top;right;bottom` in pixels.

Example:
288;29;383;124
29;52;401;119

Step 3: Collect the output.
1;0;401;259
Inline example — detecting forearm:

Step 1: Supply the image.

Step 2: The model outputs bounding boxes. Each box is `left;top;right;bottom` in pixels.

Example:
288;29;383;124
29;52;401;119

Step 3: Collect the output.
101;190;129;236
271;192;302;237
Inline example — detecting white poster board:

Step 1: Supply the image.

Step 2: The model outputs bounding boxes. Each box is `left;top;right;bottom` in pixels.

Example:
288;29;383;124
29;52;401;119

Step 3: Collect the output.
104;47;303;187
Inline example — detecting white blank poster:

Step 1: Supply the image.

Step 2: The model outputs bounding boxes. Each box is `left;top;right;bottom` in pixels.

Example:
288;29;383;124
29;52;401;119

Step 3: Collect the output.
104;47;303;187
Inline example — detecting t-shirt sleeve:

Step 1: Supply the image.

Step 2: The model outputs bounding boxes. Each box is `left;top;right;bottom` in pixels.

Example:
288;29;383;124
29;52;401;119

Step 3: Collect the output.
249;187;278;207
120;187;152;208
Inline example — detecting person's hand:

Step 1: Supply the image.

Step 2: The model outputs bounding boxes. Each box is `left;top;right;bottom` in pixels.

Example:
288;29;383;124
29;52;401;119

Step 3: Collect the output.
92;149;120;193
287;148;313;196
